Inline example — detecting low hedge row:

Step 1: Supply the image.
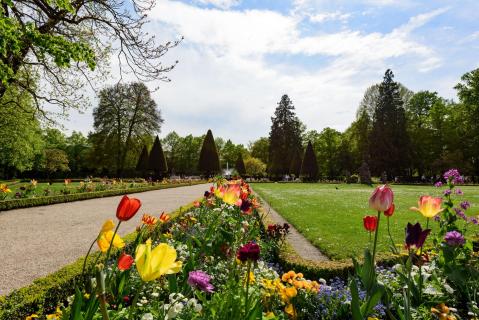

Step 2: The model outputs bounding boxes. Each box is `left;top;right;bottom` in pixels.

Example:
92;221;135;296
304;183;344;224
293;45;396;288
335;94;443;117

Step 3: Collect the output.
0;202;195;320
0;181;205;212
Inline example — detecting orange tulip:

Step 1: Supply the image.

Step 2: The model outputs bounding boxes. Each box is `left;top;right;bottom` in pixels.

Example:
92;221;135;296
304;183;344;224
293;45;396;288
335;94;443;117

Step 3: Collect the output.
159;212;171;223
410;195;443;218
116;195;141;221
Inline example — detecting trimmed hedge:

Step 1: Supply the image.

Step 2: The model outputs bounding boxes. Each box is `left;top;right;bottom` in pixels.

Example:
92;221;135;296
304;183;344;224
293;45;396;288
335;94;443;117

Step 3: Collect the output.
0;181;205;212
0;202;196;320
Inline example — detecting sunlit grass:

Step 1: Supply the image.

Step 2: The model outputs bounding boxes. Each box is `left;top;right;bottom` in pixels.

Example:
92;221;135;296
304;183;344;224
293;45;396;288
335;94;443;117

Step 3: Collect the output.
252;183;479;260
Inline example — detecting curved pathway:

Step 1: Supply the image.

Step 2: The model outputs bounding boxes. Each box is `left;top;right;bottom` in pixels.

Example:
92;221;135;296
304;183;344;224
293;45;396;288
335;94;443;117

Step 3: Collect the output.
0;183;209;295
254;193;329;262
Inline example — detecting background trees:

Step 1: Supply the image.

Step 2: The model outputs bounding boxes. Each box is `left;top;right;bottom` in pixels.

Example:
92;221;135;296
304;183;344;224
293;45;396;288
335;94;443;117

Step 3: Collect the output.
300;141;319;181
91;82;162;176
268;95;303;179
149;136;168;179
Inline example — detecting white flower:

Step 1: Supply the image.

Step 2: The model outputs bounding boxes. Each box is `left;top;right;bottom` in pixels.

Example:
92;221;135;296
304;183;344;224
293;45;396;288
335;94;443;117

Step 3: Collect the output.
194;303;203;313
151;292;159;298
318;278;327;285
141;313;154;320
443;283;454;294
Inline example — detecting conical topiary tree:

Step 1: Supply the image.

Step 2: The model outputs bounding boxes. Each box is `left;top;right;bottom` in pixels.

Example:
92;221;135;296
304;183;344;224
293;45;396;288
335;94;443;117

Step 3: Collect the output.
235;153;246;177
359;162;372;185
300;141;319;182
198;129;220;177
149;136;168;180
289;149;302;178
136;145;150;177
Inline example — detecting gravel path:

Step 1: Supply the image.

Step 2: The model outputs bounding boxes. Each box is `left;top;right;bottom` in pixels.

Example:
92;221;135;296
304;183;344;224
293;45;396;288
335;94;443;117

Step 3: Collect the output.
255;193;329;262
0;183;209;296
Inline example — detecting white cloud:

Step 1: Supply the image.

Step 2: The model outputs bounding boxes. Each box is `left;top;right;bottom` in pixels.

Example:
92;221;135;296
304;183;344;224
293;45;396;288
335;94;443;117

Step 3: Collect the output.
194;0;240;10
308;11;351;23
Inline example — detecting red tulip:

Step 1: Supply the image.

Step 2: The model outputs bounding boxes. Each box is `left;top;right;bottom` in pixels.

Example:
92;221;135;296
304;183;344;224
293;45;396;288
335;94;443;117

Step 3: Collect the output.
116;195;141;221
117;252;134;271
369;185;394;212
363;215;378;232
384;203;395;217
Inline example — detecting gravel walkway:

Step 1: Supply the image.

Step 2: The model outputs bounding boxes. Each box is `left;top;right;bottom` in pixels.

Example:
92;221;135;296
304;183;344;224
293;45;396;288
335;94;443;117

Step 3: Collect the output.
255;193;330;262
0;183;209;296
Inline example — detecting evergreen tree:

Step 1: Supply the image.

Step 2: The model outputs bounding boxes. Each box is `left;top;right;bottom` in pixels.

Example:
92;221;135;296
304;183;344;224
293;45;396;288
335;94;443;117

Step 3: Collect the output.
369;70;411;178
289;149;302;178
268;95;303;179
300;141;319;182
136;145;150;176
359;162;372;185
198;129;220;177
235;153;246;176
149;136;168;180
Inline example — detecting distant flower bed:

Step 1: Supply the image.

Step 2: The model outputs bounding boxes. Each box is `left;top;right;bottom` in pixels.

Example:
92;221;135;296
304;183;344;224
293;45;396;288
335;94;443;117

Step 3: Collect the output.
23;172;479;319
0;178;196;201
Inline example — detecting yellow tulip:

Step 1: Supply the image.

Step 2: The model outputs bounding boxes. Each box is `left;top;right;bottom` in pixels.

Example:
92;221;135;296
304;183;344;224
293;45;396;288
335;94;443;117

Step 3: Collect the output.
410;195;444;218
135;239;182;282
97;220;125;252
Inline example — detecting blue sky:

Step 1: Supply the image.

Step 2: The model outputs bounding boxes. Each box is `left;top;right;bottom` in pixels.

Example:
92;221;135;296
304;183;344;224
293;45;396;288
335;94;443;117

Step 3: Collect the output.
65;0;479;144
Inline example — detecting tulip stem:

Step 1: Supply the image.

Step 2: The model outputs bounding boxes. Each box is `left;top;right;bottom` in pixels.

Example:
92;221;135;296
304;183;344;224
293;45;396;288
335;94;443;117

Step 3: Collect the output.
81;237;98;277
244;260;252;317
387;217;398;255
105;221;122;265
371;211;381;264
418;218;429;302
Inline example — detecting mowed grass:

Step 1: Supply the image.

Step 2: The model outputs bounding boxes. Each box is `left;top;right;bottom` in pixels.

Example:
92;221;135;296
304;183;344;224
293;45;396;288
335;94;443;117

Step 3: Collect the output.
252;183;479;260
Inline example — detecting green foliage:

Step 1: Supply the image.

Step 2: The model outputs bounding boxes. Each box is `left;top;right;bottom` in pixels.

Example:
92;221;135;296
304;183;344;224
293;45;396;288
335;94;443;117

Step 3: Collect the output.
148;136;168;179
42;149;70;175
268;95;304;178
248;137;269;165
0;85;43;176
163;132;204;175
244;157;267;177
198;129;220;176
289;149;302;177
300;141;319;182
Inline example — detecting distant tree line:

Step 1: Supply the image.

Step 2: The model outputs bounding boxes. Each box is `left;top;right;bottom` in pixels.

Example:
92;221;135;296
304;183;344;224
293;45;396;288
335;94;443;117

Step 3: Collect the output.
263;68;479;182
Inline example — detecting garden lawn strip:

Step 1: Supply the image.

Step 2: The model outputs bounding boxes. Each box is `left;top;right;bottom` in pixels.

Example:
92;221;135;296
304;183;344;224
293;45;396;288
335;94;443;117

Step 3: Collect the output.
0;183;209;296
255;192;330;262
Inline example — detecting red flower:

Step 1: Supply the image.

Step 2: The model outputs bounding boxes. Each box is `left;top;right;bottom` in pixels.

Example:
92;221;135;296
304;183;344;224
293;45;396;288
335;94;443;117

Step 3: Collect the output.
384;203;395;217
117;252;134;271
237;242;260;262
369;185;394;212
363;215;378;232
116;195;141;221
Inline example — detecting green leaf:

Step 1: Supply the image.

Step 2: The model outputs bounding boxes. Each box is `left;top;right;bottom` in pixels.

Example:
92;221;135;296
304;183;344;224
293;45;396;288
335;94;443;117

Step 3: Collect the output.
69;286;84;320
349;278;363;320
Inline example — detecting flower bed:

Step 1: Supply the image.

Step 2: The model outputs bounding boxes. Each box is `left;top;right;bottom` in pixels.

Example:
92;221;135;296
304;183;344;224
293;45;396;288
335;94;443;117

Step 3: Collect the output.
0;180;204;211
8;172;479;319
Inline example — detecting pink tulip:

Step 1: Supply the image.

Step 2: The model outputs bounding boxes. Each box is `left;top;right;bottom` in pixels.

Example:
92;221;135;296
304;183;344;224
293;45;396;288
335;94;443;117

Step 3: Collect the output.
369;185;394;212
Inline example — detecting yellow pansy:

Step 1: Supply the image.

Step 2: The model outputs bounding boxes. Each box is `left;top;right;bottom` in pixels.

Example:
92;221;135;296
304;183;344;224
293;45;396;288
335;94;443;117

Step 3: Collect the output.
135;239;182;282
285;303;297;319
26;314;39;320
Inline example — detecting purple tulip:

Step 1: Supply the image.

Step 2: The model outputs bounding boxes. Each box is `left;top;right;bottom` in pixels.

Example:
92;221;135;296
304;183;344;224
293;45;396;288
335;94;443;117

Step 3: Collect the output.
188;270;215;293
444;231;465;247
405;223;431;250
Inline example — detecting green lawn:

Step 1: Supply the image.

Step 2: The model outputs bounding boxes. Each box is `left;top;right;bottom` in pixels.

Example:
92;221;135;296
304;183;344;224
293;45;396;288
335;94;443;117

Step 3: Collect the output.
252;183;479;260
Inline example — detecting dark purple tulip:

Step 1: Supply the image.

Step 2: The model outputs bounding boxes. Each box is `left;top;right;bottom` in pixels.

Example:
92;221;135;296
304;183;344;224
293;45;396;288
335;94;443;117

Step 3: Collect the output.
405;223;431;250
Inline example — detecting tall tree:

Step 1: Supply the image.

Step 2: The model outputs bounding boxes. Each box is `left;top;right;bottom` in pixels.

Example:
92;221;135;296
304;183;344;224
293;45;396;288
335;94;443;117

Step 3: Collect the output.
136;145;150;176
92;82;162;176
369;70;411;178
149;136;168;179
198;130;220;177
0;0;180;114
235;153;246;176
244;157;267;178
66;131;90;176
301;141;319;182
289;149;302;178
268;95;303;178
454;68;479;177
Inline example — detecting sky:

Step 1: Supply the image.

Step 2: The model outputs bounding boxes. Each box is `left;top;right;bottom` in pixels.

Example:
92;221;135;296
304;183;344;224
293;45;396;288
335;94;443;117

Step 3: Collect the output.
63;0;479;144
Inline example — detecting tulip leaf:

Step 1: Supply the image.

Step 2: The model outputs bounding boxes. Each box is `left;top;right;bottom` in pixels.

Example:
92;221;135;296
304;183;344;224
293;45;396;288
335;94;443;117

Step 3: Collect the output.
349;277;363;320
168;274;178;292
69;286;84;320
